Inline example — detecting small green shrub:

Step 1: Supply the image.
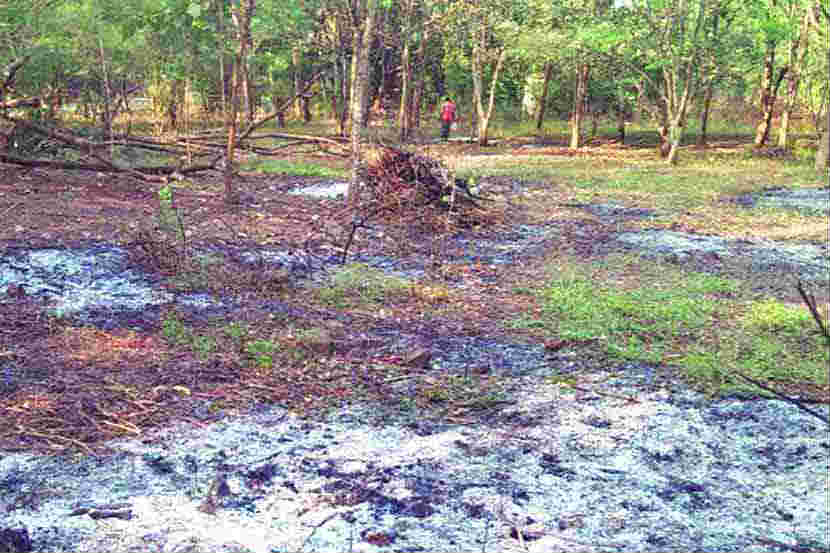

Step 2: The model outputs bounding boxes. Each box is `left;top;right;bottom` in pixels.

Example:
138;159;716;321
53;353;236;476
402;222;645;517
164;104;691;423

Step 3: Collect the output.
317;263;412;307
162;314;191;345
191;335;217;361
244;339;280;369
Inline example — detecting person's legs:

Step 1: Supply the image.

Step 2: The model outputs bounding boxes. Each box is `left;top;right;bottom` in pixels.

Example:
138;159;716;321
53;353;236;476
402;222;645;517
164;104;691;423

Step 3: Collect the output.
440;120;450;140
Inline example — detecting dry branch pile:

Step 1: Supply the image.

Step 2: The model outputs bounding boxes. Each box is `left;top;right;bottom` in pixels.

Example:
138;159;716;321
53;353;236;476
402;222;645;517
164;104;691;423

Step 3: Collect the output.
329;146;495;263
357;147;486;223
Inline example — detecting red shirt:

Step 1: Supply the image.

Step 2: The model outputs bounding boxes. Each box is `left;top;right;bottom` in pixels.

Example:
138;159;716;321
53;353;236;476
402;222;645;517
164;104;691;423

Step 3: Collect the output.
441;101;456;122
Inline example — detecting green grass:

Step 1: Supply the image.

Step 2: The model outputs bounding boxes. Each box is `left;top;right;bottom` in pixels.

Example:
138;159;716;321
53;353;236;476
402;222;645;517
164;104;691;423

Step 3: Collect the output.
315;263;413;308
245;159;347;178
512;254;828;397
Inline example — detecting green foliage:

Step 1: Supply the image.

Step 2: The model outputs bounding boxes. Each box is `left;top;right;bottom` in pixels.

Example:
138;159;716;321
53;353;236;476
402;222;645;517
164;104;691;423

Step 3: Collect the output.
244;338;280;369
162;313;191;345
739;300;812;333
523;271;720;363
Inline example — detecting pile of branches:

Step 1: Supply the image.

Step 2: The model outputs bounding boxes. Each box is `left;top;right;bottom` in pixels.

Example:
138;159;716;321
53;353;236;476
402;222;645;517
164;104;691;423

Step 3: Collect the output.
358;147;488;222
331;146;496;263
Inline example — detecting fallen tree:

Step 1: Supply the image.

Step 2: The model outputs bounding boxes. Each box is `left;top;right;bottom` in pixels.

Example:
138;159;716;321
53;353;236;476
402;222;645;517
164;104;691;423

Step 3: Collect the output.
0;64;337;183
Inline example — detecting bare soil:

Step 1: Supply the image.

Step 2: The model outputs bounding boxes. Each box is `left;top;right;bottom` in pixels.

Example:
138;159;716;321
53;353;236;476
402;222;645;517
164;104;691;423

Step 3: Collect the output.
0;143;827;456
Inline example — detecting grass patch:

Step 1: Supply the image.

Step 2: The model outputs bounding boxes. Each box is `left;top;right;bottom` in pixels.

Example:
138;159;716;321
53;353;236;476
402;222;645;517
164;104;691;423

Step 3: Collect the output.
246;159;347;178
315;263;413;308
513;254;828;397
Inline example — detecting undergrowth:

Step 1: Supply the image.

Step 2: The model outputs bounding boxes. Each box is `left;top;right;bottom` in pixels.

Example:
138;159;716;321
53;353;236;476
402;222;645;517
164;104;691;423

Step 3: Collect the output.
512;254;829;397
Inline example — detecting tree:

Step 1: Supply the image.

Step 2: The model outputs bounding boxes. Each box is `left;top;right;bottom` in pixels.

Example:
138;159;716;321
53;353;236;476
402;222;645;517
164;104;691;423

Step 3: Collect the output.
776;3;811;147
224;0;255;205
348;0;378;204
441;0;521;146
594;0;737;164
810;0;829;172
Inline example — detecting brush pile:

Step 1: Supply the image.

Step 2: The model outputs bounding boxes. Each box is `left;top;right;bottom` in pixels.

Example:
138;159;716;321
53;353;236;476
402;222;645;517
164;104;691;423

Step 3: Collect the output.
356;147;486;225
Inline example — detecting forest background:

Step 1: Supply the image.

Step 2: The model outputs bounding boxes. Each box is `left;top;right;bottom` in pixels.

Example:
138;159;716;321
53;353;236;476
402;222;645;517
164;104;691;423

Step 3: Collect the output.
1;0;829;183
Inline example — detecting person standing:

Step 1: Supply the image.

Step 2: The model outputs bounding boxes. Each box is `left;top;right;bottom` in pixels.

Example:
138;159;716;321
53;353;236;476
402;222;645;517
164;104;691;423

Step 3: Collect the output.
439;97;456;141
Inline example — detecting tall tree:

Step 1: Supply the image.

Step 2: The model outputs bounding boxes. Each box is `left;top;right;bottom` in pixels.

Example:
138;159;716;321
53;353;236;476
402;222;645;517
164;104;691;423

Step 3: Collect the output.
224;0;255;205
594;0;737;164
348;0;378;204
442;0;521;146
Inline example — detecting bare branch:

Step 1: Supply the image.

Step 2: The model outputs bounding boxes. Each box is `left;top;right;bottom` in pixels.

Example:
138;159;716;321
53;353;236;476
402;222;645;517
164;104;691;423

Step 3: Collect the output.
734;372;828;425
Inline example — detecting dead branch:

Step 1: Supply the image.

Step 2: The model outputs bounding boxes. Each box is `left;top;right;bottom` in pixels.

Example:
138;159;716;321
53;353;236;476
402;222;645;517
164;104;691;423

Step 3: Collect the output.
0;151;213;177
237;70;327;144
731;281;829;425
1;113;169;182
734;372;828;425
796;280;829;344
0;96;43;109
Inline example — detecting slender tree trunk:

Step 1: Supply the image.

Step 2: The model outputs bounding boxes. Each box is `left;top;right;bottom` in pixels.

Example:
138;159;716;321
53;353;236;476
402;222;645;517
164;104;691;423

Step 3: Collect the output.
412;26;428;129
697;79;714;146
398;0;413;141
755;41;788;147
666;119;684;165
242;62;252;123
471;20;506;148
817;45;830;173
338;52;349;136
293;46;303;120
570;62;590;149
616;86;627;143
536;62;553;131
778;15;809;147
225;0;255;205
348;0;377;204
216;0;226;114
98;37;113;151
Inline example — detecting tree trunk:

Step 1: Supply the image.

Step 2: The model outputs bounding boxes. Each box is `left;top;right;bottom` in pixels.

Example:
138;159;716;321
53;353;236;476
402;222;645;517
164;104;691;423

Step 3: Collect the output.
778;14;809;147
225;0;255;205
338;53;350;136
97;37;114;149
754;41;788;147
412;27;429;129
666;119;684;165
697;79;714;146
821;46;830;173
570;62;590;149
471;21;506;148
348;0;377;204
817;130;829;173
215;0;226;114
398;0;413;141
536;62;553;132
293;46;303;120
242;62;253;123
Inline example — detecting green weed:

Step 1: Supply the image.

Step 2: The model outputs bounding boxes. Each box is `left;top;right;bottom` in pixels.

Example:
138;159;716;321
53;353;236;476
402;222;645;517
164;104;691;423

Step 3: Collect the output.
162;314;192;345
316;263;412;308
244;339;280;369
739;300;813;333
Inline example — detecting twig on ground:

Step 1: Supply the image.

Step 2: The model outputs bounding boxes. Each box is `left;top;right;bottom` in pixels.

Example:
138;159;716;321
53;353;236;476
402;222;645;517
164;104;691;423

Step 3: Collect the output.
0;202;21;218
570;385;641;404
734;372;829;425
796;279;829;345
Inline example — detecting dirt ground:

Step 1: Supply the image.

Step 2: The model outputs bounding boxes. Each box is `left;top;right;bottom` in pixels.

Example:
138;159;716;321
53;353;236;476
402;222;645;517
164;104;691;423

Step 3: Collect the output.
0;143;827;456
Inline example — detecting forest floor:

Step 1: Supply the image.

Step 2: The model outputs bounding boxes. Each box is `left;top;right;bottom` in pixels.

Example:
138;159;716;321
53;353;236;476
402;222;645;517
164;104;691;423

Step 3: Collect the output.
0;132;827;456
